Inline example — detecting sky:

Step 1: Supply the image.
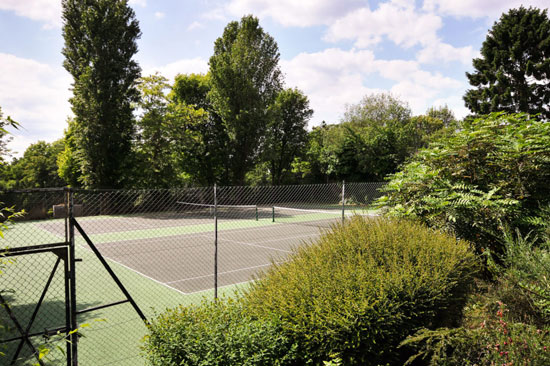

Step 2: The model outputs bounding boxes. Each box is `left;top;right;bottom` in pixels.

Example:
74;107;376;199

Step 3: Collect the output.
0;0;549;157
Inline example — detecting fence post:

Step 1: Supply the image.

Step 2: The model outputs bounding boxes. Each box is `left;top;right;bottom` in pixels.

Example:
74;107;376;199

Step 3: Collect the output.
214;184;218;299
64;188;72;366
342;180;345;224
68;188;78;365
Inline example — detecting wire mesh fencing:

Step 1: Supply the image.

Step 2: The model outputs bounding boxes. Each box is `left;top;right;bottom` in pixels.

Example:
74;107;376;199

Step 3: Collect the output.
0;182;385;365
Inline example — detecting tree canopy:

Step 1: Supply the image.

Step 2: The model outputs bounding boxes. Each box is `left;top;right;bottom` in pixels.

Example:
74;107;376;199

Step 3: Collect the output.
464;6;550;119
379;113;550;252
209;15;283;185
62;0;142;188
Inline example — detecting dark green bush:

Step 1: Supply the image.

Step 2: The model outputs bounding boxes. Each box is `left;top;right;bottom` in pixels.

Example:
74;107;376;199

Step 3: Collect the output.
378;113;550;252
403;302;550;366
142;297;298;366
490;227;550;325
244;217;478;365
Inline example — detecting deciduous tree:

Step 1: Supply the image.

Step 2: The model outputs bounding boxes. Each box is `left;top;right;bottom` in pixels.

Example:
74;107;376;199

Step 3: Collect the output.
209;15;283;185
265;88;312;185
62;0;141;188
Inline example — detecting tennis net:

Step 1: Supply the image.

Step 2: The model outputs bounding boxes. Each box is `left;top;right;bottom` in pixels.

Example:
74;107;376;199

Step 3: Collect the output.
177;201;259;220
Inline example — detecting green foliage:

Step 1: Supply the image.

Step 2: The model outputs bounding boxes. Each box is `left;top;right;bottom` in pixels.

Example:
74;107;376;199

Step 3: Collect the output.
379;113;550;252
264;88;313;185
300;95;450;183
402;204;550;366
62;0;141;188
143;297;298;366
57;118;82;187
343;93;411;128
464;6;550;119
4;140;65;189
170;73;230;185
133;73;180;187
209;15;283;185
489;226;550;324
403;302;550;366
171;73;211;110
244;217;478;365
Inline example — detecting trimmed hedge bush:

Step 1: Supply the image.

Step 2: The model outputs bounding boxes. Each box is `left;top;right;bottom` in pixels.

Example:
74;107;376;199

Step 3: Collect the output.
143;297;298;366
143;217;477;365
244;217;478;365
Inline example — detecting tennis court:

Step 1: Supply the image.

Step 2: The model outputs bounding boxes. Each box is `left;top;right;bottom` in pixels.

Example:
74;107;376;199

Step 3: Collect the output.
33;206;358;294
0;183;383;365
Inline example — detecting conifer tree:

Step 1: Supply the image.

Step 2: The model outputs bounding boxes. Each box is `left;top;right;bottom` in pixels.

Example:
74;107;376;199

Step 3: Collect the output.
464;7;550;120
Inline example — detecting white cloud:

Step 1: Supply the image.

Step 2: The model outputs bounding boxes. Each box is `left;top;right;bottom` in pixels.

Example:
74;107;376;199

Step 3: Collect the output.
281;48;466;125
201;7;228;21
129;0;147;7
143;58;209;82
0;0;147;28
325;1;442;48
423;0;550;19
154;11;165;19
416;42;479;64
187;21;204;31
225;0;363;27
0;0;61;28
0;53;72;156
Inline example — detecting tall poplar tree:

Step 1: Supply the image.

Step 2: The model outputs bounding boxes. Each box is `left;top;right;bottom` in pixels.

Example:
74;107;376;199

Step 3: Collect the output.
62;0;141;188
464;7;550;120
209;15;283;185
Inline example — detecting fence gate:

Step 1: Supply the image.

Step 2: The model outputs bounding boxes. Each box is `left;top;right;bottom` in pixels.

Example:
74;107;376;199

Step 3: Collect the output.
0;242;76;366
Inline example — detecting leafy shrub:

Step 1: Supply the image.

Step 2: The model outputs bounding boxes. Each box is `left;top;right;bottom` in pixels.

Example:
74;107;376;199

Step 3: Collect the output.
244;217;478;365
489;228;550;325
403;302;550;366
378;113;550;252
142;297;298;366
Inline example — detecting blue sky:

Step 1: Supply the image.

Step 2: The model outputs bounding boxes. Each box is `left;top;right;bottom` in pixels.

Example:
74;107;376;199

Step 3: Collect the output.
0;0;548;157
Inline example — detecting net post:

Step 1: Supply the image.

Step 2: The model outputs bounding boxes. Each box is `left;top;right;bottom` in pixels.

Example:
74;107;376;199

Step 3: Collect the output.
272;206;275;222
214;184;218;300
255;206;258;221
342;180;345;225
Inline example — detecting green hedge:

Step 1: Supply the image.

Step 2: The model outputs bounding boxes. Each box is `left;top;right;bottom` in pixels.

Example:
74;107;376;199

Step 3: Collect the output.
143;217;477;365
143;297;298;366
244;217;478;365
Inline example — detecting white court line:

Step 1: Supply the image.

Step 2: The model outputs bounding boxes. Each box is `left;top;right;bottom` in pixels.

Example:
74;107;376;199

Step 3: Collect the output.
78;244;191;295
165;261;285;285
224;232;318;245
211;235;292;253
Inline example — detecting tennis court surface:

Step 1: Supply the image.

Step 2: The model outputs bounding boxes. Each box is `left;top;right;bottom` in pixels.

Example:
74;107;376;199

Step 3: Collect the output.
0;183;383;365
34;206;358;294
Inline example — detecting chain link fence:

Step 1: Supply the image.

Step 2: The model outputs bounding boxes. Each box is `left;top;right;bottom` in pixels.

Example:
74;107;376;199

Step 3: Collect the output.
0;182;385;365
